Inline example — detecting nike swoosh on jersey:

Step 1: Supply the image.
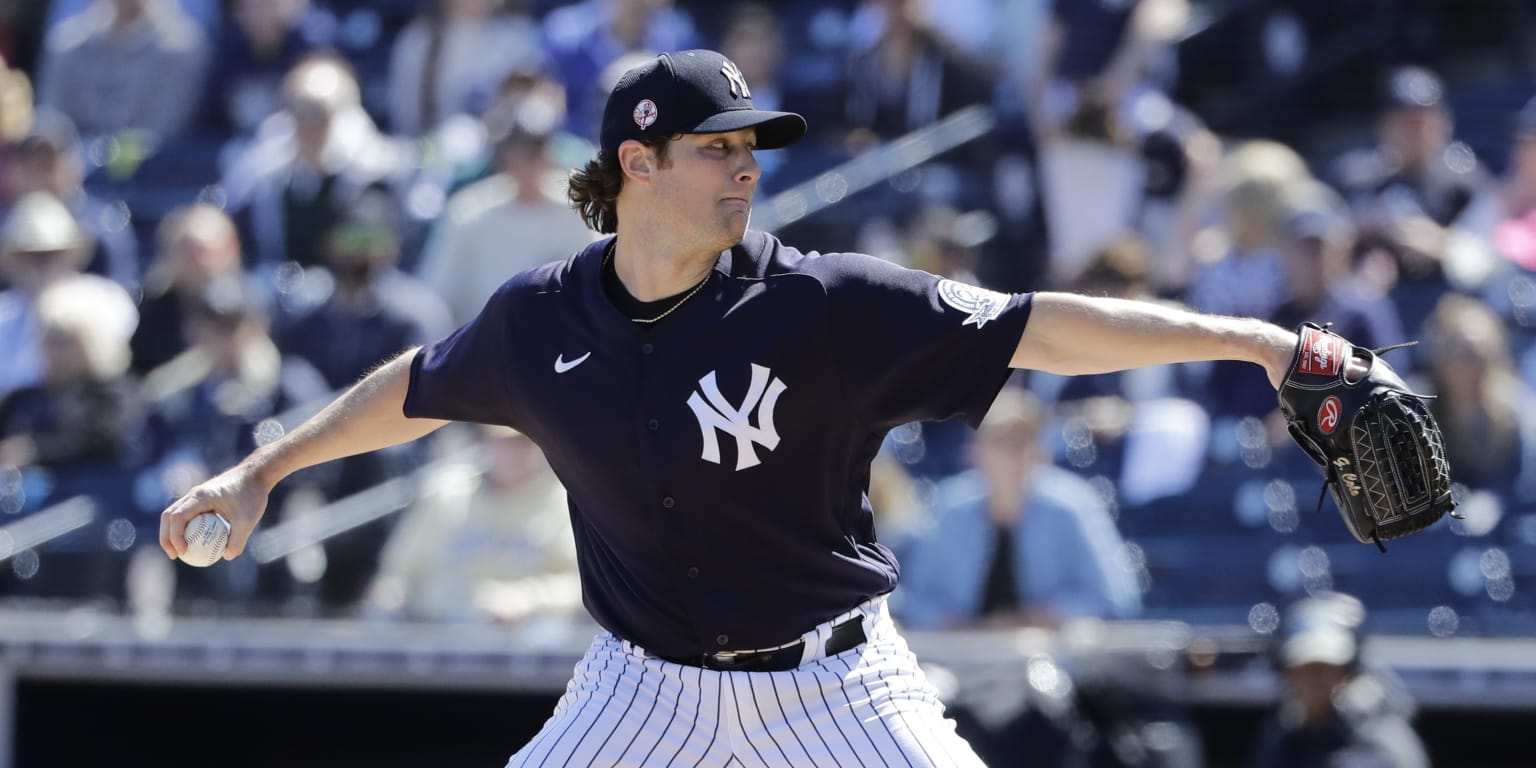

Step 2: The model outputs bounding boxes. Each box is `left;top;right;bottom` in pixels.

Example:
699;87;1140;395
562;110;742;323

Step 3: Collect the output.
554;352;592;373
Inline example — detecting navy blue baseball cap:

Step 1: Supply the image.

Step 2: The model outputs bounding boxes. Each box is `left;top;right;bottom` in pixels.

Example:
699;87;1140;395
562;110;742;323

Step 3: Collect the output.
599;49;806;157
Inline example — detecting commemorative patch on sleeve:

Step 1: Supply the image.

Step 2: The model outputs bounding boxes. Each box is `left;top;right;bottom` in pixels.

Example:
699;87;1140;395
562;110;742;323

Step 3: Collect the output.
937;279;1009;329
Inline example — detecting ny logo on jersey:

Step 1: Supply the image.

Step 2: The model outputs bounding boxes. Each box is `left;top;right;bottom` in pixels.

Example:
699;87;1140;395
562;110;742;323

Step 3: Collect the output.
687;363;785;470
720;60;751;99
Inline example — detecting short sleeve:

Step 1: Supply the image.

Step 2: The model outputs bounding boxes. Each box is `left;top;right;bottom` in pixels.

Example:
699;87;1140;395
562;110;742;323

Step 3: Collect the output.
403;280;518;424
812;252;1032;429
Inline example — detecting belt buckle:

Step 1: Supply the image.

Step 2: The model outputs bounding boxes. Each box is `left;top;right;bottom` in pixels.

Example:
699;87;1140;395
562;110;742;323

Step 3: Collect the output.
705;649;763;671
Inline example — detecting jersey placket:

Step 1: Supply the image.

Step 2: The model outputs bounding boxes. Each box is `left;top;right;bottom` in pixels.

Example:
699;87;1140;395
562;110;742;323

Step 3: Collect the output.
630;296;736;654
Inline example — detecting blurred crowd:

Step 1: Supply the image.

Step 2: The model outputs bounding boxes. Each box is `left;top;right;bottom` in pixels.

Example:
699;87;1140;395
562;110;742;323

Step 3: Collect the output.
0;0;1532;659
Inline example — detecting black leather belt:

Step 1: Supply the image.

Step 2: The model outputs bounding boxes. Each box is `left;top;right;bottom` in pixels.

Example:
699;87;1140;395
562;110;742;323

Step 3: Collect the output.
662;616;866;672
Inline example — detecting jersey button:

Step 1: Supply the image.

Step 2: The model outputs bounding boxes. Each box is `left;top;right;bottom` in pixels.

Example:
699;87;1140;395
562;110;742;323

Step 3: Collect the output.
662;496;675;509
646;418;660;431
687;567;699;579
641;343;654;355
716;634;730;647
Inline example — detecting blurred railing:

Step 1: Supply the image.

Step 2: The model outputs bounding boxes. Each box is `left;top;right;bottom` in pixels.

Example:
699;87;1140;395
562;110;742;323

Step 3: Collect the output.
0;498;95;565
754;105;997;233
1;609;1533;711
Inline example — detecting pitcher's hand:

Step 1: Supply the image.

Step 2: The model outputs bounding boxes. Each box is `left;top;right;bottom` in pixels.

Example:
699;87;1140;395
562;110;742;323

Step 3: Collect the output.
159;464;270;562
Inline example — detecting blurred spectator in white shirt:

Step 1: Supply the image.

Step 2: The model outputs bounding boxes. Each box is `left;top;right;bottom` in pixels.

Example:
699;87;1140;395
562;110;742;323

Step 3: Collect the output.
0;273;140;475
417;94;596;327
1036;87;1146;284
388;0;543;137
1030;0;1196;288
367;424;582;624
37;0;210;142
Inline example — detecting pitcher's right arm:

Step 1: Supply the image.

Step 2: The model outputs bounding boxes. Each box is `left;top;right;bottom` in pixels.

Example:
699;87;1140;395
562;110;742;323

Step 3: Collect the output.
158;348;449;561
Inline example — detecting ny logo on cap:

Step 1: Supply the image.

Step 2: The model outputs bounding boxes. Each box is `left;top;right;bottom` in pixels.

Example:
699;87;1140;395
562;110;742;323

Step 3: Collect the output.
721;60;751;99
633;98;658;129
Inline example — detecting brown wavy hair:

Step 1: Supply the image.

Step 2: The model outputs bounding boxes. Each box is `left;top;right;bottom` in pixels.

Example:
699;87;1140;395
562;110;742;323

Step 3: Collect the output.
567;136;674;234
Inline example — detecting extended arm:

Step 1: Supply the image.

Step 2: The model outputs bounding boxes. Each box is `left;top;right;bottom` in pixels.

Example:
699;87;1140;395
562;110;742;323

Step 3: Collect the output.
158;348;448;561
1011;292;1297;388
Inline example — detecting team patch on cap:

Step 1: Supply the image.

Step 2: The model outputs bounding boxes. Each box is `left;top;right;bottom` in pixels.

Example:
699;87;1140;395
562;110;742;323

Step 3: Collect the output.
634;99;658;130
937;279;1008;329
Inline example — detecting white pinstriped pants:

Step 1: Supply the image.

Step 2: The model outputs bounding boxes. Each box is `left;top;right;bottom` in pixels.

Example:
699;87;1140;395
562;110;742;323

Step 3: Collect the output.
505;597;986;767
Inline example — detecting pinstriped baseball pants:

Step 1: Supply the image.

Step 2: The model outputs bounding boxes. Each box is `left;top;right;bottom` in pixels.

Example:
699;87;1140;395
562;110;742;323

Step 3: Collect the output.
505;597;986;767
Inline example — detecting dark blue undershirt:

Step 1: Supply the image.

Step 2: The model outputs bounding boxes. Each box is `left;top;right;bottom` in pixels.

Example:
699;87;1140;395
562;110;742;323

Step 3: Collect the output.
599;243;707;323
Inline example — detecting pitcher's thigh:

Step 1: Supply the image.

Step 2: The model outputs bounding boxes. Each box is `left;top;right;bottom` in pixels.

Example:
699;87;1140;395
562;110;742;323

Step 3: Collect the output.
508;650;725;767
733;653;986;768
826;659;985;768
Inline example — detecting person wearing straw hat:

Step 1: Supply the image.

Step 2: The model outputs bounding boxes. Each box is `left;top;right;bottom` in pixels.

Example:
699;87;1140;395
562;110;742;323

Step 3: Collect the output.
0;190;122;399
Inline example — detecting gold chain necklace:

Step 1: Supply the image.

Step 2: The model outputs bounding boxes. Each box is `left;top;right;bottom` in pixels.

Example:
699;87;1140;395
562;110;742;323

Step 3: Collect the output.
604;244;712;324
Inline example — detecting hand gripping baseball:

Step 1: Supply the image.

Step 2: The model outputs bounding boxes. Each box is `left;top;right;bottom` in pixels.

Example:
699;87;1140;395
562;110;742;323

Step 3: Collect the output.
159;465;270;563
1277;323;1457;550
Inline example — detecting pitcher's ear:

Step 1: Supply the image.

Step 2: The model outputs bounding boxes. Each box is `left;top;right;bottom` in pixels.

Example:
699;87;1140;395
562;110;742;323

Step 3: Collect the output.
618;141;653;184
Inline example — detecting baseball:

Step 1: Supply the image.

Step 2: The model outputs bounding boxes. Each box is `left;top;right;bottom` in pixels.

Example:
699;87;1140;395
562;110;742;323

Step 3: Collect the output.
180;513;231;567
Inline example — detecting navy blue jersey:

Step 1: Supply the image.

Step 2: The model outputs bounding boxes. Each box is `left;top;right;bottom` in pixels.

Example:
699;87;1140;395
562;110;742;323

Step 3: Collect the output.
404;230;1033;657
